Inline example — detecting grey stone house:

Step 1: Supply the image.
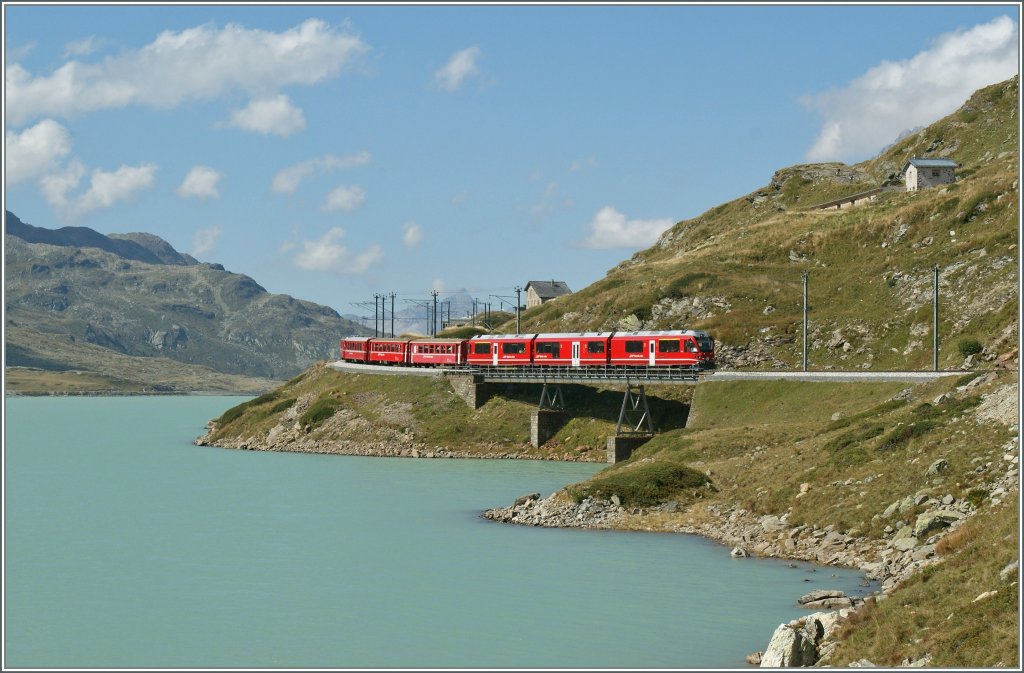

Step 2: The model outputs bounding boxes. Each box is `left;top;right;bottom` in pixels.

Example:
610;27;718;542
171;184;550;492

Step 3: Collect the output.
524;280;572;309
903;157;957;191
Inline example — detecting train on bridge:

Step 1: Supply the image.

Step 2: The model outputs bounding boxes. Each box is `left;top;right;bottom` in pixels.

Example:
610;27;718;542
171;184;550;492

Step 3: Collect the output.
339;330;715;371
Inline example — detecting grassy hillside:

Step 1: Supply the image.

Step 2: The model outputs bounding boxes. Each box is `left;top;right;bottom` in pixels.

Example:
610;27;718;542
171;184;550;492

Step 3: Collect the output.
506;76;1018;372
202;362;692;460
199;77;1019;666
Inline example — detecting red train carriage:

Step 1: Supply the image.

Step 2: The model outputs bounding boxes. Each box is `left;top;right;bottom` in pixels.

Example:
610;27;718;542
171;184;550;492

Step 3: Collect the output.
340;336;371;363
532;332;613;366
368;337;411;365
465;334;536;366
609;330;715;368
408;338;467;366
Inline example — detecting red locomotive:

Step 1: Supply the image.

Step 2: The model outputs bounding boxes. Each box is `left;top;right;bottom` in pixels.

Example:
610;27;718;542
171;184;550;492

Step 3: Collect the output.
340;329;714;370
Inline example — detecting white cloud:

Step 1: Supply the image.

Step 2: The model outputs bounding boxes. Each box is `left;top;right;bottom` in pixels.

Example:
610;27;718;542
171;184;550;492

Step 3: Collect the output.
579;206;673;250
569;155;597;172
227;94;305;137
191;225;223;257
322;184;366;212
40;159;157;219
292;227;383;274
177;165;222;199
271;151;371;194
5;119;73;185
434;46;481;92
803;15;1019;162
6;19;368;126
431;278;446;293
530;181;573;217
64;36;99;58
451;190;469;206
402;221;423;248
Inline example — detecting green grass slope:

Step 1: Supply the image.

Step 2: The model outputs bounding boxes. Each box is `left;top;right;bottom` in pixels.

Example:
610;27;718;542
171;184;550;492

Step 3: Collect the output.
509;76;1018;372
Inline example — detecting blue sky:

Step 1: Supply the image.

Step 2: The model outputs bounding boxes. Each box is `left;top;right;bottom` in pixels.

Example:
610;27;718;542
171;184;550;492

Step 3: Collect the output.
4;3;1019;320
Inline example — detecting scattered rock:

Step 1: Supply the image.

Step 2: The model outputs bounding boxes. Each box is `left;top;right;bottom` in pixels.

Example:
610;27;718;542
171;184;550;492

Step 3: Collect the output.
999;561;1018;582
746;651;763;665
731;546;749;558
973;590;998;603
926;458;949;476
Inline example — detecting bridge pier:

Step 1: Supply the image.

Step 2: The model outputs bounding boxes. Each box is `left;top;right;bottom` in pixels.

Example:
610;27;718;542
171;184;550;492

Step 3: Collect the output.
446;374;490;409
606;435;653;463
531;410;568;448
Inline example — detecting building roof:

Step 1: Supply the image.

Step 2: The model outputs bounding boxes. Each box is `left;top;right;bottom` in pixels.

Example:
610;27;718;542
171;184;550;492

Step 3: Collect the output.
525;280;572;299
903;157;958;172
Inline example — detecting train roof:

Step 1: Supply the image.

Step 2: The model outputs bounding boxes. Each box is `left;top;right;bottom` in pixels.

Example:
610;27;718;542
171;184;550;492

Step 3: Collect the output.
467;333;538;341
534;332;614;339
341;336;373;342
408;338;468;344
613;330;712;337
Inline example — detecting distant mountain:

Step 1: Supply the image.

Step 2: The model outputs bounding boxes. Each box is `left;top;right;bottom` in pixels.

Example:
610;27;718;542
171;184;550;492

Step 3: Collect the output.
4;211;371;387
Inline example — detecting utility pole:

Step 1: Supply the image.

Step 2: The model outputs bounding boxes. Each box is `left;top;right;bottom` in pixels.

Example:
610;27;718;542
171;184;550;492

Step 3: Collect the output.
431;290;439;337
933;265;940;371
373;293;381;337
802;271;809;372
389;292;396;337
514;285;522;334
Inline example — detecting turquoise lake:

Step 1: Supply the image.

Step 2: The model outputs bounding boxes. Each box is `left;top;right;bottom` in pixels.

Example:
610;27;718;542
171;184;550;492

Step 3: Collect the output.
4;396;871;668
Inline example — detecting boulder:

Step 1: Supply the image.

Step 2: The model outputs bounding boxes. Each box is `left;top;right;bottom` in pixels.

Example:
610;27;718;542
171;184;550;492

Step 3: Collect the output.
513;493;541;506
730;546;748;558
798;589;846;605
760;623;817;667
913;510;963;538
926;458;950;476
999;561;1019;582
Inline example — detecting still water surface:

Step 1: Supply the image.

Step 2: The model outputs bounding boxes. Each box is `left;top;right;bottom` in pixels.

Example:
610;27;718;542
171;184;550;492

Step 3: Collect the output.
5;396;870;668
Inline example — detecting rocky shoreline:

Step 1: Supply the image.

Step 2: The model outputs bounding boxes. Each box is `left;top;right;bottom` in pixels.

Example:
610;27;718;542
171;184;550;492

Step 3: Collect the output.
482;430;1019;668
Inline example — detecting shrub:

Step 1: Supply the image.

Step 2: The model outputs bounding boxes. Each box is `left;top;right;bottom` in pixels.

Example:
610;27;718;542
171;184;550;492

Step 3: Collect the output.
269;398;296;414
567;461;711;507
877;420;939;452
298;396;344;431
957;339;983;358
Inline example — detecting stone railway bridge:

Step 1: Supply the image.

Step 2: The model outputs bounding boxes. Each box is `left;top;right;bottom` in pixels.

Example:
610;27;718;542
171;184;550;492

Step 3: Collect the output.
329;361;947;462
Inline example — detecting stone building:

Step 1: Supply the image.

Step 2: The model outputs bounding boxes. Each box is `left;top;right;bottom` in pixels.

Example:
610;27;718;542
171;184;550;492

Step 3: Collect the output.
903;157;957;191
524;280;572;309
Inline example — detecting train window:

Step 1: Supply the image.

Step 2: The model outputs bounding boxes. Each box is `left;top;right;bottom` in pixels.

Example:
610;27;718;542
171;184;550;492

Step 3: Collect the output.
473;342;491;355
536;342;560;356
624;340;644;353
586;342;605;353
685;340;698;353
696;336;714;352
659;339;681;353
502;342;526;355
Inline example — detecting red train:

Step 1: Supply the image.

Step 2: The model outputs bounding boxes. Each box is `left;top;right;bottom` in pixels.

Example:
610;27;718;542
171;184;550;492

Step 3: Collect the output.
339;330;715;370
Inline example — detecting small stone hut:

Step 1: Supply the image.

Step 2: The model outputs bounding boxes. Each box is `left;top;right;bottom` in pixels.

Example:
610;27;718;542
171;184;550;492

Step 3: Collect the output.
524;280;572;309
903;157;957;191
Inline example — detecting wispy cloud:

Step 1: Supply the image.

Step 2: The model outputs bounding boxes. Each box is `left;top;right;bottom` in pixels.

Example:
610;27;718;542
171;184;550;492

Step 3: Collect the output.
530;181;573;217
177;165;222;200
579;206;673;249
227;94;305;137
191;225;223;257
6;18;368;126
5;119;73;186
402;221;423;248
434;46;482;92
64;35;101;58
292;227;383;274
803;15;1019;162
271;151;371;194
569;154;597;172
322;185;366;212
40;159;157;219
